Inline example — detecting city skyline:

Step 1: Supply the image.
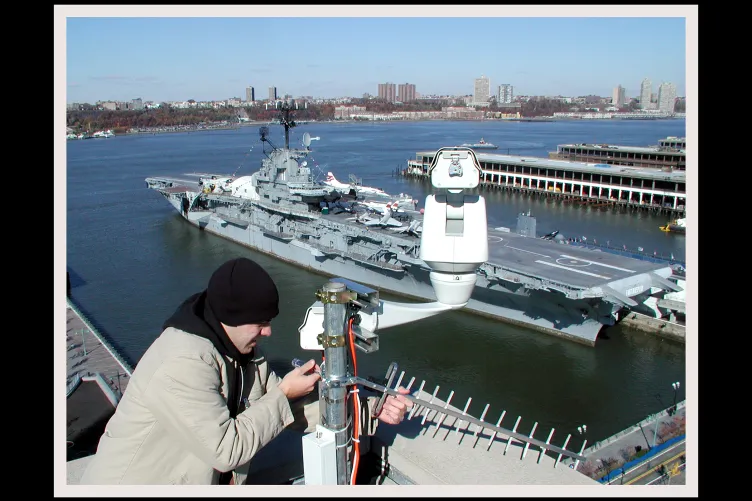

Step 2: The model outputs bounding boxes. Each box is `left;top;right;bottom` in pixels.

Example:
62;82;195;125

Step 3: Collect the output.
59;6;695;105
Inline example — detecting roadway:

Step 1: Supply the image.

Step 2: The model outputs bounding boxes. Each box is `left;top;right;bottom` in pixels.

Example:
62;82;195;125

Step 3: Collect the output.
600;439;685;485
579;402;686;486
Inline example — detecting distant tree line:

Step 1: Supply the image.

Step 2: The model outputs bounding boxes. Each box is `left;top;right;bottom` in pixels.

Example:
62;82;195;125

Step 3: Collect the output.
516;98;573;116
66;104;340;133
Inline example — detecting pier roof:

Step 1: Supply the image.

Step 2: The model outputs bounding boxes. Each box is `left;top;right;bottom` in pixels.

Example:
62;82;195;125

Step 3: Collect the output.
556;142;685;155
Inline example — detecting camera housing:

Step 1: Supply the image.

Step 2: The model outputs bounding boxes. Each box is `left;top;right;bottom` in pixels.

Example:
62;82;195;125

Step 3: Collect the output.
419;148;488;305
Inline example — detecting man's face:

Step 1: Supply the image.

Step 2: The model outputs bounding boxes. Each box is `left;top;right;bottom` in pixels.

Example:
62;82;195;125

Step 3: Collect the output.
223;322;272;354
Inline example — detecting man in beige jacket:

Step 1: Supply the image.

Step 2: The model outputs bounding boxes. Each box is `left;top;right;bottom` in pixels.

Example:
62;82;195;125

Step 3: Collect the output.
80;257;411;485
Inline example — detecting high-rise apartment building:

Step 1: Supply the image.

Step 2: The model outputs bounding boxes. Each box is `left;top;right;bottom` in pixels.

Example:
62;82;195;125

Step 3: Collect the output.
378;82;397;102
657;82;677;113
398;83;416;102
474;75;490;104
640;78;652;110
498;84;513;104
612;85;626;107
246;86;255;102
268;86;277;102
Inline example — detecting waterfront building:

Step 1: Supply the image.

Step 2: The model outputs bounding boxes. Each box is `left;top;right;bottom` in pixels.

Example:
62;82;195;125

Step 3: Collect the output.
268;86;277;102
549;139;685;171
246;86;255;102
378;82;397;102
440;106;484;119
498;84;513;104
657;82;677;113
640;78;653;110
659;136;685;149
407;151;686;212
398;83;416;102
474;75;490;105
334;105;367;119
612;85;626;108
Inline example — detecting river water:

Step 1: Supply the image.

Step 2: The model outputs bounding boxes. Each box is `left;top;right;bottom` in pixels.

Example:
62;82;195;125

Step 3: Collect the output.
63;118;688;450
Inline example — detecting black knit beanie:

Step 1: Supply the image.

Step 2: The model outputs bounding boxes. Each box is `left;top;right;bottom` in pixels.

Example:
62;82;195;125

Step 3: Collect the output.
206;258;280;326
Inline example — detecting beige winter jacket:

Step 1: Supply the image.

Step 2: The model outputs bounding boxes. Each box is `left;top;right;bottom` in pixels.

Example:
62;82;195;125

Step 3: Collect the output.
79;327;321;485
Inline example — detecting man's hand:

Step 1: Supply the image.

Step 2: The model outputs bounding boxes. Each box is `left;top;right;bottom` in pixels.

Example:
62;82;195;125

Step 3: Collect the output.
375;387;413;425
278;359;321;399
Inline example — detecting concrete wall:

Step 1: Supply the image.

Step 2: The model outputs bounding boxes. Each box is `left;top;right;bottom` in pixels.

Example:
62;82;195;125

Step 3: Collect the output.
619;311;685;343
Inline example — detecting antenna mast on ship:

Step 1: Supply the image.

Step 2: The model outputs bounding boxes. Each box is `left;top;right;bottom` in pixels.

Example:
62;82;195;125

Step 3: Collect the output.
279;100;308;149
278;101;296;149
260;100;309;151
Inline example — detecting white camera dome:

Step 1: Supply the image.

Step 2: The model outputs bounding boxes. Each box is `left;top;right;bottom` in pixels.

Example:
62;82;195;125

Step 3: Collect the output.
429;272;477;306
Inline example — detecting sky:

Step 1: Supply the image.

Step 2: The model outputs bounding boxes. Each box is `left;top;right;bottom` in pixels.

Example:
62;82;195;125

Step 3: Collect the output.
59;6;694;105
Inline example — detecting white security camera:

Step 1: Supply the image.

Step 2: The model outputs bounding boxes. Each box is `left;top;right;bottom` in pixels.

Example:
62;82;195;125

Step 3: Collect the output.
419;148;488;306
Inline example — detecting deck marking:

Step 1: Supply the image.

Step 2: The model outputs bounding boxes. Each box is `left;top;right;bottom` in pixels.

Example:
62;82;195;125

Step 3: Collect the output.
535;260;611;279
559;254;635;273
506;246;551;258
555;258;590;267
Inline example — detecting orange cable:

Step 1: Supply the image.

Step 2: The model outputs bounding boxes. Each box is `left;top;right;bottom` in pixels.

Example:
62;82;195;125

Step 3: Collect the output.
347;317;360;485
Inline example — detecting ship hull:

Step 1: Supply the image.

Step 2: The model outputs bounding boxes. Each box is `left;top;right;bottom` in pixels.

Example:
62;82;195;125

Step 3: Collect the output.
176;206;609;345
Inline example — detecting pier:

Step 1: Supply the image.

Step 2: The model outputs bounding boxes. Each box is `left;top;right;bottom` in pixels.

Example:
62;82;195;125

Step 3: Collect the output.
400;150;686;218
66;298;132;395
66;297;135;479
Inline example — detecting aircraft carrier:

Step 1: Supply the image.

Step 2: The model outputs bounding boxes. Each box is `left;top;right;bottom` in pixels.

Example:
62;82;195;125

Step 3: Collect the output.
145;103;681;346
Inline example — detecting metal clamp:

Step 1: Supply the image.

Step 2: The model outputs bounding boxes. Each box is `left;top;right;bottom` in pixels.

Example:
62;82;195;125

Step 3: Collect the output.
317;333;346;348
371;362;398;418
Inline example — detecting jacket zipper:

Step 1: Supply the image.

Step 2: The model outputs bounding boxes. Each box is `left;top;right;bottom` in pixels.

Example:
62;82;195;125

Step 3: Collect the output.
235;360;243;411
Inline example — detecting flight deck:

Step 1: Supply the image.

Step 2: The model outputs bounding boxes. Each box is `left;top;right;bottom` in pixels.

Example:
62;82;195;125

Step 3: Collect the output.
484;228;667;290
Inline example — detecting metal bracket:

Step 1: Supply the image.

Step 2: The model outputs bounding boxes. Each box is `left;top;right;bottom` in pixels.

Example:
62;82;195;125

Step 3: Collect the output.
316;288;356;305
351;325;379;353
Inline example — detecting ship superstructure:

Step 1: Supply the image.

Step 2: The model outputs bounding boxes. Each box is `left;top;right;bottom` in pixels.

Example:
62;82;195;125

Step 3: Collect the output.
145;103;681;346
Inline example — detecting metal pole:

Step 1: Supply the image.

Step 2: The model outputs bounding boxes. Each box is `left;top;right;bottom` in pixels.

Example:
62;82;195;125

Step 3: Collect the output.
671;382;680;414
651;412;660;448
320;281;350;485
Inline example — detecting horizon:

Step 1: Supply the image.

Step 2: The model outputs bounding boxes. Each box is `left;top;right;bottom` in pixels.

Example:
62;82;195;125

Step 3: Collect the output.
59;7;693;105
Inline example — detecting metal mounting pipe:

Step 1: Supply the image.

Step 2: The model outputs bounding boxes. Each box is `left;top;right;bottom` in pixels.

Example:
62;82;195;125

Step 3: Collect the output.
320;281;350;484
